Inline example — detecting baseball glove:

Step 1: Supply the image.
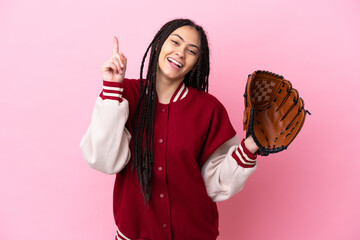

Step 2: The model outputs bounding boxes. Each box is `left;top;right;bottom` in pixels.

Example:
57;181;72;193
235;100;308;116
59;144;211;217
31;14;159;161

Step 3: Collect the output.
243;70;310;156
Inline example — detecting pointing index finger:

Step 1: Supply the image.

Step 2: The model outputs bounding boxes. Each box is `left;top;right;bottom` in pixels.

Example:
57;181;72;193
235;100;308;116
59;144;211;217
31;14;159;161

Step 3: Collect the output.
113;36;119;55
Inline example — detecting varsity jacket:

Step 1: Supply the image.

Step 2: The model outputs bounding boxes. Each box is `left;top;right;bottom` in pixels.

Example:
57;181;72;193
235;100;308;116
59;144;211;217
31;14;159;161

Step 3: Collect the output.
80;79;257;240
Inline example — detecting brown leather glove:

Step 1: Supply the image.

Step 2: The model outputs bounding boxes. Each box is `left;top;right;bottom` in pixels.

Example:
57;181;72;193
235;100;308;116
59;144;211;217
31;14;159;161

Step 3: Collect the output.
243;70;310;156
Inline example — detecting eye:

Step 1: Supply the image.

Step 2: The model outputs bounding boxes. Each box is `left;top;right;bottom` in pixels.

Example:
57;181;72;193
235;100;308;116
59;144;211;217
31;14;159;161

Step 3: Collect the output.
171;40;179;45
188;49;197;55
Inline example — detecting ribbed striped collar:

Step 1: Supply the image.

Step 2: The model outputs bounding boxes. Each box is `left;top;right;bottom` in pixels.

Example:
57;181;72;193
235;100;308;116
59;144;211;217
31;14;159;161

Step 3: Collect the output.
169;82;189;103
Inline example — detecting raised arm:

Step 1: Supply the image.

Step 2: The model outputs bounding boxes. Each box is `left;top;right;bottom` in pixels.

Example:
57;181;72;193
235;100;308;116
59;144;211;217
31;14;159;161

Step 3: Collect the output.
80;37;131;174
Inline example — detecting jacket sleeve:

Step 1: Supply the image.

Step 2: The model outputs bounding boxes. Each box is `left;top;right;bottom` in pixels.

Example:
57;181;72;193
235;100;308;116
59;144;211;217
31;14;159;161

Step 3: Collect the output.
201;135;257;202
80;81;131;174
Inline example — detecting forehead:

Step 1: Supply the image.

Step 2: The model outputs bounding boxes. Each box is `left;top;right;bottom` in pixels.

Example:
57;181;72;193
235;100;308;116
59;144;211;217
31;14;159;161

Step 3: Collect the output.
169;26;200;46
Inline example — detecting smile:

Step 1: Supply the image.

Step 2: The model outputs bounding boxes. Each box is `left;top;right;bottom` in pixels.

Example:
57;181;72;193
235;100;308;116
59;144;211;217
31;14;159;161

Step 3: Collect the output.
167;57;183;69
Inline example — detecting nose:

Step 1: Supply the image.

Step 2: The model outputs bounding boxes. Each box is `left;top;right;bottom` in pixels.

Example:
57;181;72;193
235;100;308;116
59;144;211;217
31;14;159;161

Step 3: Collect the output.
176;47;185;58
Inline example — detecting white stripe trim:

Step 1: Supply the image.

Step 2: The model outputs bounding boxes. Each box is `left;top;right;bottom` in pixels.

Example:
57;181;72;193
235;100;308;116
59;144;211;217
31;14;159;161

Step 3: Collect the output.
180;87;188;100
117;228;131;240
239;144;256;162
173;84;185;102
235;149;256;166
103;86;123;92
103;92;122;98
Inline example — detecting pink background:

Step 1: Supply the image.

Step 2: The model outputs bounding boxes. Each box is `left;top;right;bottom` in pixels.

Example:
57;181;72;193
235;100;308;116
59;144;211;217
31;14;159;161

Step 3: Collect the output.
1;0;359;239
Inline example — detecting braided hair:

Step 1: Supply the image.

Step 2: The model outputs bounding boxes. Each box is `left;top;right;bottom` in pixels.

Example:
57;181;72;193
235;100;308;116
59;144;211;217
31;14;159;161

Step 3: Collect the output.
131;19;210;205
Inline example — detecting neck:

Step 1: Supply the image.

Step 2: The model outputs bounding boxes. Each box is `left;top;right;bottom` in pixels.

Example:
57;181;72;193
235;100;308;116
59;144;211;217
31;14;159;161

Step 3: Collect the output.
156;78;183;104
156;71;183;104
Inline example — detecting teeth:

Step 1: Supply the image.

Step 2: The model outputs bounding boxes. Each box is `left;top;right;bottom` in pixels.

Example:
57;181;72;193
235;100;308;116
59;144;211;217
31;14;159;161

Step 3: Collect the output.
168;57;183;68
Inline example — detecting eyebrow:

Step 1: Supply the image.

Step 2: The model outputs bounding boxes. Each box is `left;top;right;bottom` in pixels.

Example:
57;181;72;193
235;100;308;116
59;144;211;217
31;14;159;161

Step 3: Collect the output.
171;34;200;50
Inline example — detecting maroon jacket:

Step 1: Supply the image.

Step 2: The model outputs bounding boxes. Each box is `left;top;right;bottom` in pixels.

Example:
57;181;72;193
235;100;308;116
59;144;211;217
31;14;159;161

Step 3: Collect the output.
113;78;235;239
81;78;257;240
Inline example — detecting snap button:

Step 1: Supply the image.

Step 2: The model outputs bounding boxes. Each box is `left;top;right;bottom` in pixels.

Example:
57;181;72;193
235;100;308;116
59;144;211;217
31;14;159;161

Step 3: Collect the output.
162;108;166;112
160;193;165;198
158;166;163;172
159;139;164;144
162;224;168;229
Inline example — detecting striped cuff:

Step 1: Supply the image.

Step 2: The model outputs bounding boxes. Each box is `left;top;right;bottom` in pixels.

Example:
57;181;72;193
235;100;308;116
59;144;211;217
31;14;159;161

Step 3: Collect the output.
100;80;123;102
232;139;257;168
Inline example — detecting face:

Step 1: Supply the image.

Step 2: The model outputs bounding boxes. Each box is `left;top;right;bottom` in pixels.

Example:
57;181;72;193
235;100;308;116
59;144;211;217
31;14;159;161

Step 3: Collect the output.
157;25;201;83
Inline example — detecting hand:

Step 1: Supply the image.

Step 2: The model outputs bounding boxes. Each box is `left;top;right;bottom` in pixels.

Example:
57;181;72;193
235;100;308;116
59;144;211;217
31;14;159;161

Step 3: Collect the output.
100;36;127;83
244;135;259;155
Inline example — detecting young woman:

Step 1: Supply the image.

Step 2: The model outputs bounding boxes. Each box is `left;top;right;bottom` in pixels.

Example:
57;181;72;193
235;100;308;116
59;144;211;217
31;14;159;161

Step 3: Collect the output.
80;19;259;240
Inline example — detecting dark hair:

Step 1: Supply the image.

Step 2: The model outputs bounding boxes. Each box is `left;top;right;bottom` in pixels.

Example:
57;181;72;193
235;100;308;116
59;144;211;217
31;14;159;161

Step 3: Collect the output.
131;18;210;205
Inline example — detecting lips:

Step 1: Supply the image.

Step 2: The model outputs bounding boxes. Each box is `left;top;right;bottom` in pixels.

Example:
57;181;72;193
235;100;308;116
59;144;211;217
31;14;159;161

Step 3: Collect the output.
167;57;183;68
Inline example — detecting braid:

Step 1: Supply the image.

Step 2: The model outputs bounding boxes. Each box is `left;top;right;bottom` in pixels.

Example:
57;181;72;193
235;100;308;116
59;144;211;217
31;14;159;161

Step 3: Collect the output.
132;19;211;205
